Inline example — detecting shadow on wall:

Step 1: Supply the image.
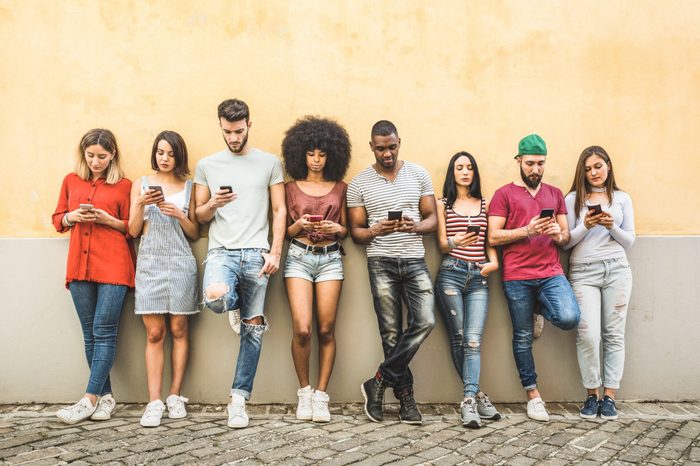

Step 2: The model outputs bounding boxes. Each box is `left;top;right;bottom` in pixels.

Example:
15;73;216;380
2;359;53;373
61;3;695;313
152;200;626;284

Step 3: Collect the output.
0;236;698;403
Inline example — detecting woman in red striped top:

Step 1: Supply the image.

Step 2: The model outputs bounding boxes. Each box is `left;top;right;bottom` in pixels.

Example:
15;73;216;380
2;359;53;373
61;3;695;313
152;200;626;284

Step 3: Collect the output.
435;151;500;428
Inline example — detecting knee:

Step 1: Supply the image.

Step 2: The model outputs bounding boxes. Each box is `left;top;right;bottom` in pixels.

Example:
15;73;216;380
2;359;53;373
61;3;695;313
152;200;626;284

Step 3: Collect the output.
293;327;312;344
417;313;436;334
243;316;264;326
170;320;188;340
204;283;228;302
464;336;481;354
317;326;335;346
146;326;166;344
559;311;580;331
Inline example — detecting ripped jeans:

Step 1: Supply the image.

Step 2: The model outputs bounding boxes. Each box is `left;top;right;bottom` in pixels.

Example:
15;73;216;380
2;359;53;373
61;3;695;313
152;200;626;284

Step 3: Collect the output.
202;247;270;399
569;257;633;390
435;257;489;398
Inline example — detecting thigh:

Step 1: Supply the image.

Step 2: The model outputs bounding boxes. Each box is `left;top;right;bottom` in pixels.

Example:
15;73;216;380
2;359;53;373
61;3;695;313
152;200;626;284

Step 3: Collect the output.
464;275;489;336
315;251;344;282
402;259;435;324
601;260;633;329
94;284;127;326
239;249;269;319
539;275;579;323
285;277;314;331
202;248;239;293
368;258;403;333
503;280;538;330
283;245;315;282
69;281;98;323
314;280;343;329
435;266;467;335
570;268;603;333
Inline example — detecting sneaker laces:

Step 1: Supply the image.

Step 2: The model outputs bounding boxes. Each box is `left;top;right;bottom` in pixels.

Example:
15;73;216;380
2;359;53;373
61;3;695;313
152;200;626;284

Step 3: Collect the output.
462;398;477;414
68;398;93;416
478;393;495;408
398;389;417;411
372;379;386;404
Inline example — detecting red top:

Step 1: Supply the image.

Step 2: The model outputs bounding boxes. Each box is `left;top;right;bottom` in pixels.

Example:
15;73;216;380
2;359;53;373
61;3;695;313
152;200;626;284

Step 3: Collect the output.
445;198;487;263
285;181;347;243
489;182;567;281
52;173;135;288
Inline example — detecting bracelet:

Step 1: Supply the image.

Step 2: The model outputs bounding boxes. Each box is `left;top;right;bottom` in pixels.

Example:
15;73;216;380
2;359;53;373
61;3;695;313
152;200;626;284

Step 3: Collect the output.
447;237;457;249
63;213;74;227
525;225;531;237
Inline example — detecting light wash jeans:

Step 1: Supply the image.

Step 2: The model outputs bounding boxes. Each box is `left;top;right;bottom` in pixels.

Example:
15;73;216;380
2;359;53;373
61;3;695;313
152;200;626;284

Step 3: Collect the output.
569;257;633;390
503;275;580;390
367;257;435;391
68;281;128;396
435;257;489;398
202;247;270;400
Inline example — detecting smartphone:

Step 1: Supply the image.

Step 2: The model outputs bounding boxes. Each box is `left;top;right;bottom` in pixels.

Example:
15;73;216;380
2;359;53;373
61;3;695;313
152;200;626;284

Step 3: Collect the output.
219;185;233;194
587;204;603;215
79;203;94;211
308;215;323;222
388;210;403;221
148;185;164;196
540;208;555;218
466;225;481;235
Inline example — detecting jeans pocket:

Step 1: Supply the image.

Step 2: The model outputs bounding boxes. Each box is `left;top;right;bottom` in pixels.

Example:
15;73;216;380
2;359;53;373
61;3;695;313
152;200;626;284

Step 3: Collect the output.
287;246;304;259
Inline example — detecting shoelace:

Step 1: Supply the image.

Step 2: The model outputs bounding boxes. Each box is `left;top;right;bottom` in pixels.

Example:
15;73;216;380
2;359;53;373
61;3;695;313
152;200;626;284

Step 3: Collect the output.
70;401;92;415
373;382;386;404
479;395;495;408
398;391;417;410
463;400;477;414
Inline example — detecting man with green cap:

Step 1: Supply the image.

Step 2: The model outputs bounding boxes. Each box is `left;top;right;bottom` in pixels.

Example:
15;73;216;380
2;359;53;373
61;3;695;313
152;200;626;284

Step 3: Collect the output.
487;134;580;422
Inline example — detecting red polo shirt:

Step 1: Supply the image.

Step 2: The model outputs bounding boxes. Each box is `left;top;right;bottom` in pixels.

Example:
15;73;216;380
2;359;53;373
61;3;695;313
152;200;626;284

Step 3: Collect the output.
489;182;567;281
52;173;135;288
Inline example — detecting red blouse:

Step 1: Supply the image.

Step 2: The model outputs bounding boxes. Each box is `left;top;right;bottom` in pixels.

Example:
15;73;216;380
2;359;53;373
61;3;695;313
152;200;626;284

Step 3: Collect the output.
52;173;135;288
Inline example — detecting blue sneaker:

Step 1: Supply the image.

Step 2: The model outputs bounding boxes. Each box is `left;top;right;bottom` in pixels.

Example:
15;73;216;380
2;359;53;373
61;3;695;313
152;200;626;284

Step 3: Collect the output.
579;395;600;419
600;396;618;420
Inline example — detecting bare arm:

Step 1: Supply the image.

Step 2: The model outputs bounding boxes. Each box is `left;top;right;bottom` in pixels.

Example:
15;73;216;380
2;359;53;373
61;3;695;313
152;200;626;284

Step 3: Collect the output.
436;200;450;254
412;194;438;235
258;182;286;277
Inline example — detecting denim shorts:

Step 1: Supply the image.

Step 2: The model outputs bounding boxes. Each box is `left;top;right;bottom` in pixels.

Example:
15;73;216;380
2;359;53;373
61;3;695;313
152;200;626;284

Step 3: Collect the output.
283;242;344;283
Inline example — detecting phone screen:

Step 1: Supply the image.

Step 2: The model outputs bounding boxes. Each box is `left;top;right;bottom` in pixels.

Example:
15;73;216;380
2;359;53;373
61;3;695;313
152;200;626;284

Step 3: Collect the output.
219;185;233;194
79;203;94;211
388;210;403;221
467;225;480;235
587;204;602;215
308;215;323;222
540;208;555;218
149;186;164;196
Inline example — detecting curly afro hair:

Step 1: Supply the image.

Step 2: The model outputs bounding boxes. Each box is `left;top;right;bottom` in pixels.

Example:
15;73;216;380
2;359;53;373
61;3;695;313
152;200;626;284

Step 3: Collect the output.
282;116;351;182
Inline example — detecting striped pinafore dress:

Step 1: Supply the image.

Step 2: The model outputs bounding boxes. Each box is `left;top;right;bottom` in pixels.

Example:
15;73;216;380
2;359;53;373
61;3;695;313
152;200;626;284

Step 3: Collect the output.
135;178;198;315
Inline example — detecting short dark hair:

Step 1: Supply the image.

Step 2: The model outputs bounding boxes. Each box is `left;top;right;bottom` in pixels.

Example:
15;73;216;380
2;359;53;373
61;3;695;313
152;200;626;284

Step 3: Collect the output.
217;99;249;122
282;116;351;182
442;151;483;208
371;120;398;138
150;130;190;178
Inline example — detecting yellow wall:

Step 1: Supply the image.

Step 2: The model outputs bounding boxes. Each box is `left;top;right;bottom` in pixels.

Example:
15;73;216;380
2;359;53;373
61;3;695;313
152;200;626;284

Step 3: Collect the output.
1;0;699;237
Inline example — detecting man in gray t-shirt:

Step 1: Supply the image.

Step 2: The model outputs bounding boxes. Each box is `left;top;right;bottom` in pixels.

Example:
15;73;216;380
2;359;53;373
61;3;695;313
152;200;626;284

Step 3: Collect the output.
348;120;437;425
194;98;286;429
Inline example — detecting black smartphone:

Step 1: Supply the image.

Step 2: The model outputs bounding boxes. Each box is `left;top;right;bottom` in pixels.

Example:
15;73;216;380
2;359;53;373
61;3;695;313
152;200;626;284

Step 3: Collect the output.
388;210;403;221
148;186;164;196
466;225;481;235
587;204;602;215
540;208;555;218
219;185;233;194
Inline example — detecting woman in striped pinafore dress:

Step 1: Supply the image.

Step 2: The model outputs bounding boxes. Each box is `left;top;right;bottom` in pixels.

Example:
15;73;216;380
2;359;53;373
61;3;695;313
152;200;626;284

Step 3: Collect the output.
128;131;200;428
434;151;501;429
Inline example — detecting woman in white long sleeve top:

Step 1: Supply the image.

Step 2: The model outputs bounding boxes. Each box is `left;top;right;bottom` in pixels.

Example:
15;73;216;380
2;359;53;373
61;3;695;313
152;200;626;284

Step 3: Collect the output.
563;146;635;421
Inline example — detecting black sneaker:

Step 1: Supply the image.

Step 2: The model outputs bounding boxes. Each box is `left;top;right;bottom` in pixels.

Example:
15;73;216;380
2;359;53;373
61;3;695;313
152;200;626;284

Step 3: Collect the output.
396;386;422;425
360;373;386;422
579;394;600;419
600;396;618;421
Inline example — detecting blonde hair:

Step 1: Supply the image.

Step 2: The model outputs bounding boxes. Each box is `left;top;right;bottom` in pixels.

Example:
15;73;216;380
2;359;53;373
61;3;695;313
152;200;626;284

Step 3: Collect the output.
75;128;124;184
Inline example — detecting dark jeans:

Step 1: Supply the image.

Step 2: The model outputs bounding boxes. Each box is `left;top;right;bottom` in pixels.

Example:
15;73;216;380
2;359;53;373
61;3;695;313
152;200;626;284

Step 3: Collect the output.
502;274;580;390
367;257;435;390
68;281;128;396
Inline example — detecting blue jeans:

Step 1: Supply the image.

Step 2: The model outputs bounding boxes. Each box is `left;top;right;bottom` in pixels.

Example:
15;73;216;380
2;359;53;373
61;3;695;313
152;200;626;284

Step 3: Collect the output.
202;247;270;400
68;281;128;396
503;274;580;390
367;257;435;390
435;257;489;398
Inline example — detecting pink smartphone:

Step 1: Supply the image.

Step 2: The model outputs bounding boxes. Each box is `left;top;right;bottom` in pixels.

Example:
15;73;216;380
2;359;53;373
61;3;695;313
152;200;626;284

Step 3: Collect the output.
308;215;323;222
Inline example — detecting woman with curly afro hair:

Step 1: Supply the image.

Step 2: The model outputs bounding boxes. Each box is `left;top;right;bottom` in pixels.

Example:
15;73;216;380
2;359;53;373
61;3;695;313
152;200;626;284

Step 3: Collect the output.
281;116;351;423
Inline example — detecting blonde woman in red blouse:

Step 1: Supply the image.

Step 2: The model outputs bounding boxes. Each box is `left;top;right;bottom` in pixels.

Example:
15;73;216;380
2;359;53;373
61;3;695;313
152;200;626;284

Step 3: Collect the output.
52;129;134;424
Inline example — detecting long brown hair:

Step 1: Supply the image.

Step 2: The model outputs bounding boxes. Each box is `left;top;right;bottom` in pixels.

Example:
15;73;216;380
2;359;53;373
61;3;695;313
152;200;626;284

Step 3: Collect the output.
75;128;124;184
568;146;620;219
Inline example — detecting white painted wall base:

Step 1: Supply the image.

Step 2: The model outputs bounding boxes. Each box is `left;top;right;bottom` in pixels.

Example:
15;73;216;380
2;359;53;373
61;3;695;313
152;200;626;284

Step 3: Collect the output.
0;236;697;403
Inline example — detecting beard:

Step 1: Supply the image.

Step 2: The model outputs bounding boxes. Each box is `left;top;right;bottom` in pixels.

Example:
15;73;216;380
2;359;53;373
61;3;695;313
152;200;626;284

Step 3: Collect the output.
520;166;542;189
226;132;249;153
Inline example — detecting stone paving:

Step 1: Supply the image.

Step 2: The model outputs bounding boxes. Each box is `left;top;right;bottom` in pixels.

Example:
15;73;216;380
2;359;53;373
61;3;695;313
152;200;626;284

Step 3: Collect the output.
1;402;699;465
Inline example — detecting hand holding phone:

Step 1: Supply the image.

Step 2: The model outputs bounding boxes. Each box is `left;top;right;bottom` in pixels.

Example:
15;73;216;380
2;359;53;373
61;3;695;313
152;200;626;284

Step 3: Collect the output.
219;185;233;194
308;215;323;223
148;186;164;196
79;203;94;211
587;204;602;215
539;208;555;219
466;225;481;235
388;210;403;221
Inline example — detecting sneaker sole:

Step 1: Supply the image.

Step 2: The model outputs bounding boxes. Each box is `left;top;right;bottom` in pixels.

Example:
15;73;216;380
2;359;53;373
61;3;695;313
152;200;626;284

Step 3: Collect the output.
56;413;92;425
296;413;312;421
399;417;422;425
227;421;249;428
600;414;618;421
91;405;117;421
360;383;382;423
312;416;331;423
527;415;550;422
168;412;187;419
140;420;161;427
462;419;481;428
580;412;598;420
479;413;502;421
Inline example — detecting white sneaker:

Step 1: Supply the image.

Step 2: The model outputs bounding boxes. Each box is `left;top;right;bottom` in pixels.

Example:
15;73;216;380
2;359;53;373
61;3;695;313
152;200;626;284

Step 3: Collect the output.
527;397;550;422
227;393;249;428
533;313;545;339
311;390;331;423
296;385;313;420
90;394;117;420
140;400;165;427
57;397;96;425
228;309;241;335
166;394;189;419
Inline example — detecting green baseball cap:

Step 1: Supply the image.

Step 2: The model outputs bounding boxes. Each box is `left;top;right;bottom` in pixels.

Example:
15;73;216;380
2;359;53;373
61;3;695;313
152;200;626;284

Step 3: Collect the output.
515;134;547;158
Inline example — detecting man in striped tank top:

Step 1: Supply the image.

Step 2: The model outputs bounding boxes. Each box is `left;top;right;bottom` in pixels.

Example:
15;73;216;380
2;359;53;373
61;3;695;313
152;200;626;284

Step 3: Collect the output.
488;134;580;422
348;120;438;425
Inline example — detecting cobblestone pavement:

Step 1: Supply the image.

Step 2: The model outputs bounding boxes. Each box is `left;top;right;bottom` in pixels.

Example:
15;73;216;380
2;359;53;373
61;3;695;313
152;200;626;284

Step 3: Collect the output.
1;402;699;465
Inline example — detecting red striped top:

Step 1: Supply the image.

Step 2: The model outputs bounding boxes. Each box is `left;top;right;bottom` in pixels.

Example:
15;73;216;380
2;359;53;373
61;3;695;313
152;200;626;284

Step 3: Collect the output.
445;198;487;262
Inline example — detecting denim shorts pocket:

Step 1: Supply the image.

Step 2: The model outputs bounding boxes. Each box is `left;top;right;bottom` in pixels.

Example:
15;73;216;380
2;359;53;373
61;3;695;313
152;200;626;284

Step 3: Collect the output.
328;251;342;261
287;246;304;259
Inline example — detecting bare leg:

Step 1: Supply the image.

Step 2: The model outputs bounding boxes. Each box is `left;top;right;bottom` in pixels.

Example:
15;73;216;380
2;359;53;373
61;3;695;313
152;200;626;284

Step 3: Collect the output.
143;315;167;401
314;280;342;392
285;277;314;388
169;315;189;396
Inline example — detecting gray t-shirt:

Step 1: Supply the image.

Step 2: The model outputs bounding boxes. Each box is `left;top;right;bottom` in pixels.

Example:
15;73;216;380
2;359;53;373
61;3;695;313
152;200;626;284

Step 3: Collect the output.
563;190;635;264
194;148;284;251
347;161;434;258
